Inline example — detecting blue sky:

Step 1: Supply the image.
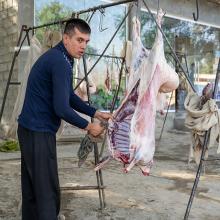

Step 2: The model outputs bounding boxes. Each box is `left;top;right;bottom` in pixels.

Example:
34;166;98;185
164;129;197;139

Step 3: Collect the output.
35;0;126;56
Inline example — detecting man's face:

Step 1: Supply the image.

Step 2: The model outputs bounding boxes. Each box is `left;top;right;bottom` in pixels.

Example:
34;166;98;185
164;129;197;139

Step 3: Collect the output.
63;27;90;59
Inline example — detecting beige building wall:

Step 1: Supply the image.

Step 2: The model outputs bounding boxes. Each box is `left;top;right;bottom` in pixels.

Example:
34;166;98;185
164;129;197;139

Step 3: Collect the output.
0;0;19;134
0;0;34;135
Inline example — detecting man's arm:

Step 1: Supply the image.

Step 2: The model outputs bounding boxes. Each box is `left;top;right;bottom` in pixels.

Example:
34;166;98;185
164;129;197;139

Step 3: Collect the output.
70;91;113;122
51;57;105;136
52;58;89;129
69;91;96;117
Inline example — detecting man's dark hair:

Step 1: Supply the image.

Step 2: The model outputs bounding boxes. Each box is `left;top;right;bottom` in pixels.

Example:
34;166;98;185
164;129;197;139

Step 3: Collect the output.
64;18;91;36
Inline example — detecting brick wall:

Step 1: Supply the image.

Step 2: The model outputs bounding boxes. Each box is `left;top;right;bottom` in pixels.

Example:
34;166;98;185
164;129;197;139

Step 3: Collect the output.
0;0;19;134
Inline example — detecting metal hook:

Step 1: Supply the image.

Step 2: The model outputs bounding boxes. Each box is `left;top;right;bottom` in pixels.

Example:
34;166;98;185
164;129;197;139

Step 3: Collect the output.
72;12;79;18
193;0;199;21
98;8;108;32
112;58;116;65
87;10;96;23
85;12;91;21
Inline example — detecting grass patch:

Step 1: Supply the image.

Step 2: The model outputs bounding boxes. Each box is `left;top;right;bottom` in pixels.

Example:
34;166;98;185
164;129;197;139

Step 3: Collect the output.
0;140;20;152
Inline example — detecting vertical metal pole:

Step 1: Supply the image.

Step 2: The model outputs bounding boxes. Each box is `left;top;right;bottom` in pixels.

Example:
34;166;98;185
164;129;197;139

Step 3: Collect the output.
110;59;125;113
184;131;210;220
94;143;106;209
82;56;91;104
184;58;220;219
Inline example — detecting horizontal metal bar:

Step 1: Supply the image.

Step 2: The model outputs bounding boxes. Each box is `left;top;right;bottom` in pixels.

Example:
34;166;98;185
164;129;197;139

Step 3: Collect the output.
76;0;136;15
85;52;124;59
24;0;137;31
61;185;106;190
9;82;21;85
24;18;71;31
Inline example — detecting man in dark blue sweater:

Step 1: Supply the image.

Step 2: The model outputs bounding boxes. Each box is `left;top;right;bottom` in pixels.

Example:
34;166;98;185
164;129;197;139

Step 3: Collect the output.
17;18;112;220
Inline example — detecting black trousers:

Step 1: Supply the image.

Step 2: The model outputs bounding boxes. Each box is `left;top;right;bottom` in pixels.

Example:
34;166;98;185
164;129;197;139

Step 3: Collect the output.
17;125;60;220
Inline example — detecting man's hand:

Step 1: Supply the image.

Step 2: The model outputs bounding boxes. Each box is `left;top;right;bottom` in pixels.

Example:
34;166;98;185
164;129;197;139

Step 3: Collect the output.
85;122;105;137
94;111;113;122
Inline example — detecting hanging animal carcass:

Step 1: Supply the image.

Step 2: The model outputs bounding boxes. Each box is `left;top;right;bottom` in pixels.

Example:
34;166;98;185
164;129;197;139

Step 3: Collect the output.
95;10;179;175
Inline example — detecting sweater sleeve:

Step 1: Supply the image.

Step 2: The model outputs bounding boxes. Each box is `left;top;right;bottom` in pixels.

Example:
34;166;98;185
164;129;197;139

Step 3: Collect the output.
69;90;97;118
51;57;89;129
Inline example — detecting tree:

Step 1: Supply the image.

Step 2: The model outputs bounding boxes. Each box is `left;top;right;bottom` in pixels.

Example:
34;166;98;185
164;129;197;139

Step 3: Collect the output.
35;2;98;55
35;2;71;43
115;10;218;74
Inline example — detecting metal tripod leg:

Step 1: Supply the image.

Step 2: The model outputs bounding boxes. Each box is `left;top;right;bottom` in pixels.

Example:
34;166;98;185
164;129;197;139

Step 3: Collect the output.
94;143;106;209
184;130;210;220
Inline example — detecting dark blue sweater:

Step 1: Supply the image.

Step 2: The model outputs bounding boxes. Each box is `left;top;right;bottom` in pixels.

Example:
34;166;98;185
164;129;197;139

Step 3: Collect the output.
18;41;96;134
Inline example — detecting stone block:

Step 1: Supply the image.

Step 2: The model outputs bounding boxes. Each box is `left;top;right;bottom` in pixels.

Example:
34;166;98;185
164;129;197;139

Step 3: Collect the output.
11;15;17;24
0;54;12;63
11;70;18;81
0;80;5;90
0;31;7;37
7;7;18;17
3;71;10;81
9;46;16;53
0;47;9;56
6;26;18;35
0;73;4;81
0;26;5;33
4;34;17;44
0;11;7;19
0;63;7;72
2;18;12;28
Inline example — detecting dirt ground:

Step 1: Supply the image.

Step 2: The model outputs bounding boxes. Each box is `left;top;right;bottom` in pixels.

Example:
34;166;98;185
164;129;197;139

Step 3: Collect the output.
1;113;220;220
